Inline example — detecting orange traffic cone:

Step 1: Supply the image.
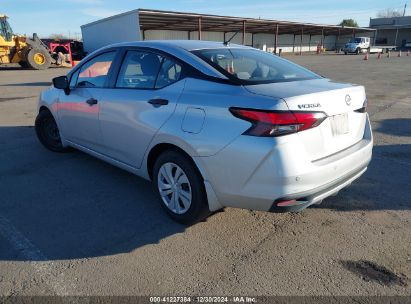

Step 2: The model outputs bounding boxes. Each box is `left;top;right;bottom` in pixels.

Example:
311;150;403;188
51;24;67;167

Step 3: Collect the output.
377;52;381;59
398;50;402;57
363;52;369;60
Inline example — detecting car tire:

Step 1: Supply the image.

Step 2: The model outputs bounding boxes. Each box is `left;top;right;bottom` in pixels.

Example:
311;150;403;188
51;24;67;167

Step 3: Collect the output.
355;48;361;55
35;110;69;152
153;149;210;224
344;52;347;55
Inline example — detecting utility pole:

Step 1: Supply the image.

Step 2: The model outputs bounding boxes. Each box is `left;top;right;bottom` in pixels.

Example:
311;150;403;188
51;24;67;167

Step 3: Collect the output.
403;3;407;16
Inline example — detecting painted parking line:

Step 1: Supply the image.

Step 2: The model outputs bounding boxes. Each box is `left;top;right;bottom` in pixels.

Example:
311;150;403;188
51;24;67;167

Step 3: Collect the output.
0;215;77;296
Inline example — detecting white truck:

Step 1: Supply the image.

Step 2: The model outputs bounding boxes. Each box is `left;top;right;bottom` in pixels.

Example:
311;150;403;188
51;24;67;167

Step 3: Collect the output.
342;37;396;54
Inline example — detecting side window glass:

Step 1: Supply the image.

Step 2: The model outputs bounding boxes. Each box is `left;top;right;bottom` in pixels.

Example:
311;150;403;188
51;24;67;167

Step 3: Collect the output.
69;69;80;88
155;58;182;89
116;51;162;89
77;51;115;88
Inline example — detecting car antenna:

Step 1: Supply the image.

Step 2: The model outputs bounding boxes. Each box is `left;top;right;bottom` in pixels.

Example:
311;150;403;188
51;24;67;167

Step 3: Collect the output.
223;31;239;46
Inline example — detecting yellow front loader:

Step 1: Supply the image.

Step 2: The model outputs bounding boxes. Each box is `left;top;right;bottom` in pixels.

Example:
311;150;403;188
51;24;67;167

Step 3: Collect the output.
0;14;52;69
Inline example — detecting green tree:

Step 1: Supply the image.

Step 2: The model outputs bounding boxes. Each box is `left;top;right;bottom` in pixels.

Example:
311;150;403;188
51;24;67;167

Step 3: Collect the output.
338;19;359;27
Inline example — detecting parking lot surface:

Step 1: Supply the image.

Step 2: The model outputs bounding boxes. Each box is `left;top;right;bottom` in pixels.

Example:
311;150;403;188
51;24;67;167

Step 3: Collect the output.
0;53;410;296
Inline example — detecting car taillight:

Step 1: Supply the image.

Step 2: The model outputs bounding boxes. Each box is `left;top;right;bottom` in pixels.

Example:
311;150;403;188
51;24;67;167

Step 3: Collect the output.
229;107;327;137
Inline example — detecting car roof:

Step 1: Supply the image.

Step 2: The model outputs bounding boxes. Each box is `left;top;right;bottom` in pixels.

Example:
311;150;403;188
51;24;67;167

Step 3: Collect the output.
109;40;251;51
88;40;253;80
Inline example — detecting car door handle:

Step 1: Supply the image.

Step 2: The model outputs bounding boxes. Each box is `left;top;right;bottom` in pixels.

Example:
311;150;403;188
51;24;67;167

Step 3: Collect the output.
86;98;98;106
148;98;169;106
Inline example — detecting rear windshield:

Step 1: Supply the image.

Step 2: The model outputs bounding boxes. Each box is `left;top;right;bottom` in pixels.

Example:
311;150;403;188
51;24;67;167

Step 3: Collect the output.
191;48;320;84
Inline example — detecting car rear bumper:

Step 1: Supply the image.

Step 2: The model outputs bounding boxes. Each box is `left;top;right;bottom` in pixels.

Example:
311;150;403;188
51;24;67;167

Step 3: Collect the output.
269;164;367;212
197;114;373;212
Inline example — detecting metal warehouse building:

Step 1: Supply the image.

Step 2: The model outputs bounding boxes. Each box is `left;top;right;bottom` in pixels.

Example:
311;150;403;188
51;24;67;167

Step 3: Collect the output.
370;16;411;48
81;9;375;53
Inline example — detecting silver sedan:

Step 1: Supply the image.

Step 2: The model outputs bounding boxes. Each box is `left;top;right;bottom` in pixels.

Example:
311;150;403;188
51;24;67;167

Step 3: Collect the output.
36;40;373;223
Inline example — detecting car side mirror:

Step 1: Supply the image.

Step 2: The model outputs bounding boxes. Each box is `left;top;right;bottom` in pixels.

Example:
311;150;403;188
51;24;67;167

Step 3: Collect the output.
52;76;70;95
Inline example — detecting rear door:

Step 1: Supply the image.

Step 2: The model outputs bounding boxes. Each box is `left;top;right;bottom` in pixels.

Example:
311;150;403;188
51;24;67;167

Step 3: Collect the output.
57;51;117;151
98;49;185;168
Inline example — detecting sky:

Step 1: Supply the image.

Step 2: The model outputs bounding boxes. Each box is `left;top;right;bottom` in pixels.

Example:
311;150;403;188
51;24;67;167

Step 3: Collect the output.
2;0;408;38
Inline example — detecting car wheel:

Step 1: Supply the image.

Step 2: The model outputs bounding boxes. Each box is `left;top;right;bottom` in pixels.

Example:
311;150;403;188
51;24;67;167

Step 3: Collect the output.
153;150;210;224
344;52;347;55
355;48;361;55
35;110;69;152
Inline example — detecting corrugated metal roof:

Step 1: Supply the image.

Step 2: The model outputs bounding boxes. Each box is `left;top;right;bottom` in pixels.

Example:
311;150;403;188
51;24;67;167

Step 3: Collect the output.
137;8;375;35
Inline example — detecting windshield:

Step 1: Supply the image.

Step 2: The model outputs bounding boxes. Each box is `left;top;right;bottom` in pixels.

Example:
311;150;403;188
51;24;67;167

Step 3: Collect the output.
0;18;13;41
191;48;320;84
349;38;362;43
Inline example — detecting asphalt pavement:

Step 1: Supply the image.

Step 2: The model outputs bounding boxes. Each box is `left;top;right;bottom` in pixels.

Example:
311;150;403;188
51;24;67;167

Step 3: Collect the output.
0;53;410;297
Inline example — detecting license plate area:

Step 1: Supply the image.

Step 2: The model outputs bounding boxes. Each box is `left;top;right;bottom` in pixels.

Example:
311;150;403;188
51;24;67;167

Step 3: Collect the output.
330;113;349;136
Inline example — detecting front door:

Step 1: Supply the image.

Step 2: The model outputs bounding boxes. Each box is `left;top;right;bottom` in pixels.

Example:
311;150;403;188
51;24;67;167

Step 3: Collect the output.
98;50;185;168
57;51;116;151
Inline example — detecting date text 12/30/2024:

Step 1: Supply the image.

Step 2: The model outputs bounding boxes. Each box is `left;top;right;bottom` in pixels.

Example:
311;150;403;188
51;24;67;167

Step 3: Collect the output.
149;296;257;303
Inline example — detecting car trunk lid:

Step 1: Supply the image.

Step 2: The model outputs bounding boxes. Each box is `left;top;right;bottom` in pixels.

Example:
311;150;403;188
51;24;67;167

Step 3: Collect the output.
244;78;367;161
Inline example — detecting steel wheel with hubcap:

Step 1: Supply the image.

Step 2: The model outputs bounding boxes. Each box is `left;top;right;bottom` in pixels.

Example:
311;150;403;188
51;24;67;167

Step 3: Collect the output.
158;162;192;214
35;110;69;152
153;150;210;224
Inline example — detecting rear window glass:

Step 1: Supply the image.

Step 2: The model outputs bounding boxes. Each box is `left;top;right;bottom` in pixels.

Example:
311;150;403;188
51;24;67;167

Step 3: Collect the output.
116;51;162;89
116;50;183;89
192;48;319;84
155;58;182;89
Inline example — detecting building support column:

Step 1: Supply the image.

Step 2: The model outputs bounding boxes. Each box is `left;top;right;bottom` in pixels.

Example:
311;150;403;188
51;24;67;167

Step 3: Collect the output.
374;29;378;45
274;23;279;54
187;31;190;40
242;20;246;45
292;34;296;53
142;30;146;40
394;28;399;46
321;27;324;46
198;17;202;40
308;34;312;52
251;33;254;48
335;28;340;52
300;27;304;55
